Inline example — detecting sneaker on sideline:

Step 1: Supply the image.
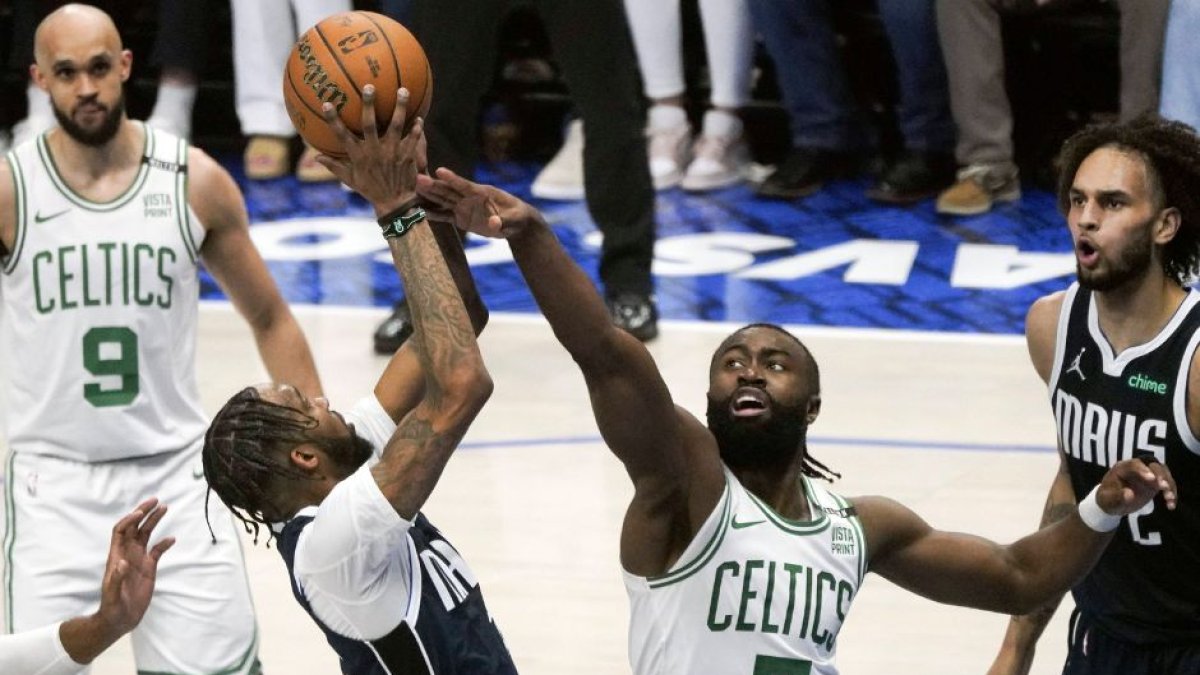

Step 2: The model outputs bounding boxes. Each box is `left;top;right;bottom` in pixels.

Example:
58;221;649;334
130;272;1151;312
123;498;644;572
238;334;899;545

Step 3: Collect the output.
935;164;1021;216
647;119;691;190
681;133;750;192
244;135;290;180
531;119;585;201
607;292;659;342
146;115;191;141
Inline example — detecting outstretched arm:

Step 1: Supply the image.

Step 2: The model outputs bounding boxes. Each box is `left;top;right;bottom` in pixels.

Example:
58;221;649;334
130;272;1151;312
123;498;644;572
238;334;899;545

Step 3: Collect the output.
417;170;724;575
859;457;1175;615
316;88;491;520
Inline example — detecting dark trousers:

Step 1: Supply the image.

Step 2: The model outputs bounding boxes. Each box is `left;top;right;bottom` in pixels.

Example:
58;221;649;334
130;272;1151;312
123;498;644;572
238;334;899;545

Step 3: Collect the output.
749;0;954;153
8;0;207;73
410;0;656;296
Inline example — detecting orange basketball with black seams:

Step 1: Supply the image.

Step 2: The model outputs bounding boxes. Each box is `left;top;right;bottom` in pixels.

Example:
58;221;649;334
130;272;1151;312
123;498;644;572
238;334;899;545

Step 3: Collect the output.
283;11;432;158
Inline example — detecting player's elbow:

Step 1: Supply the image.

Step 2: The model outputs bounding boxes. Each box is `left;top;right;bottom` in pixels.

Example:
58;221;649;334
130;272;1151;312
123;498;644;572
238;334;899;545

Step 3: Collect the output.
438;361;494;421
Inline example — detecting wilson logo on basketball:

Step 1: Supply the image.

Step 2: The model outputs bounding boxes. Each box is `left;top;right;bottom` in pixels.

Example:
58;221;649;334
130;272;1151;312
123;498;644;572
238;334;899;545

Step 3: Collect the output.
296;35;349;112
337;30;378;54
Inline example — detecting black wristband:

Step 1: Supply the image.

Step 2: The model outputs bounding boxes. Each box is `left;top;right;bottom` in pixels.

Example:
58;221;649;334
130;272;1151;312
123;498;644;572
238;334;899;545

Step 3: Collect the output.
379;206;427;239
377;197;425;239
376;196;421;225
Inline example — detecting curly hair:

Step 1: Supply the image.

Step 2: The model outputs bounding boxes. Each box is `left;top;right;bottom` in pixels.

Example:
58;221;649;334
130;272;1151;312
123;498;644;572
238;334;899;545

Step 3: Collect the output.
1055;116;1200;285
202;387;320;546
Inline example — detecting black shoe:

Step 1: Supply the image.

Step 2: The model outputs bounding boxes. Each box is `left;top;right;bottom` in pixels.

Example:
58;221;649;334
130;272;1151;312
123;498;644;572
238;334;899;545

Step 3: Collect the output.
373;300;413;354
865;150;956;205
607;292;659;342
756;147;856;200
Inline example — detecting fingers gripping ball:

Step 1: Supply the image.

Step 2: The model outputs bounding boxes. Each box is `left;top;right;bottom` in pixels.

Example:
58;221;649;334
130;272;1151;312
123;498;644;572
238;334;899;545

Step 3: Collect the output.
284;11;432;158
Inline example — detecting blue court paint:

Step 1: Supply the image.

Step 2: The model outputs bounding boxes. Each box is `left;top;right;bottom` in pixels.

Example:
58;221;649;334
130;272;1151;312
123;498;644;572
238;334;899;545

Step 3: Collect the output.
219;158;1079;335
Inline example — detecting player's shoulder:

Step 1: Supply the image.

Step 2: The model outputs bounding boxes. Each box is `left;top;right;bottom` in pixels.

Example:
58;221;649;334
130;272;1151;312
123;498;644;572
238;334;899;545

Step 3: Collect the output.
183;145;245;227
1027;290;1068;328
1026;289;1070;345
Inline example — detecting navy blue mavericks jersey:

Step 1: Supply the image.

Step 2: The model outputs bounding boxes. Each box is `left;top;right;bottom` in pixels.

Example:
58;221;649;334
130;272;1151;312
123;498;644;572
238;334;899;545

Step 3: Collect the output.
1049;283;1200;644
278;512;519;674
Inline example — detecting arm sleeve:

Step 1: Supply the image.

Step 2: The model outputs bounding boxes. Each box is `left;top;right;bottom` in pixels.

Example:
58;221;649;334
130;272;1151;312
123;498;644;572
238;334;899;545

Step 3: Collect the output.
293;465;418;640
344;395;398;461
0;622;85;675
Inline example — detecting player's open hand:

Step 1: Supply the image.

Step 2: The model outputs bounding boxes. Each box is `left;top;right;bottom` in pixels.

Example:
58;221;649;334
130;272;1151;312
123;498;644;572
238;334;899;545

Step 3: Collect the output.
416;168;542;239
314;85;425;214
1096;457;1177;516
97;498;176;635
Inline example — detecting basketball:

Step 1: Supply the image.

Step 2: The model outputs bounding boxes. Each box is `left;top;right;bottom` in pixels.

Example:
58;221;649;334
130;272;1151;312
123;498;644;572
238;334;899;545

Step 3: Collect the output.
283;11;432;158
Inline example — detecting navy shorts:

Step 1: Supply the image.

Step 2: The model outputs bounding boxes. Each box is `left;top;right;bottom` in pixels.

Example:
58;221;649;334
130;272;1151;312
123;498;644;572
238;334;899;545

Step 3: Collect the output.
1063;609;1200;675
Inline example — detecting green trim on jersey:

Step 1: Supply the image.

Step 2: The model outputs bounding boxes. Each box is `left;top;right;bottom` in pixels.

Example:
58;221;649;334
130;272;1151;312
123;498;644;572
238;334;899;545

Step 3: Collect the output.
3;451;17;632
36;125;154;211
172;136;199;263
746;478;831;536
648;482;733;589
828;491;867;585
3;151;28;274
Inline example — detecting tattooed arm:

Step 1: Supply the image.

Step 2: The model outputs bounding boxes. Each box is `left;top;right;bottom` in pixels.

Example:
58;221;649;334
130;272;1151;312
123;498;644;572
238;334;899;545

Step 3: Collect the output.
315;87;492;520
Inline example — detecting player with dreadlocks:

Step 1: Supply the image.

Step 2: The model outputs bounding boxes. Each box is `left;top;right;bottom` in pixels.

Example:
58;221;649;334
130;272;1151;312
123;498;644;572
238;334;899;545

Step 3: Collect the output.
985;117;1200;675
202;87;517;675
413;163;1177;675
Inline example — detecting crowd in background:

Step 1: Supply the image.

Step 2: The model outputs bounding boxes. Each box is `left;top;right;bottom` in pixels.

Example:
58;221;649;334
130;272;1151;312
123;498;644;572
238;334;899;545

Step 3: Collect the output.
1;0;1197;344
4;1;1196;211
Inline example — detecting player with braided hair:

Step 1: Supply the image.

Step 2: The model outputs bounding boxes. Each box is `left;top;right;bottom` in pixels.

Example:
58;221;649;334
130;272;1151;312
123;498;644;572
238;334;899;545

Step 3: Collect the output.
203;87;515;674
987;116;1200;675
415;164;1176;675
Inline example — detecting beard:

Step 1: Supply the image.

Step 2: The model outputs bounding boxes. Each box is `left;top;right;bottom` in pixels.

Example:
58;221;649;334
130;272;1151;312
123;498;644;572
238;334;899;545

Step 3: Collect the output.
327;427;375;476
1077;218;1155;292
706;393;808;472
53;92;125;147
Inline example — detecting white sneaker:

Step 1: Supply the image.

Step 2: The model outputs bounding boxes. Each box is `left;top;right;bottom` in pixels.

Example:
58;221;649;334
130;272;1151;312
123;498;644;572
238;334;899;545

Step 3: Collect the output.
531;119;585;201
681;133;750;192
11;115;53;147
646;120;691;190
146;115;191;140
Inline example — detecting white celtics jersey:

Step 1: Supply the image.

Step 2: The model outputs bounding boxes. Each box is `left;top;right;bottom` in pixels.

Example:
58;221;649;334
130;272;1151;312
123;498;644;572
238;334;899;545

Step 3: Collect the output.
1;125;209;462
624;469;867;675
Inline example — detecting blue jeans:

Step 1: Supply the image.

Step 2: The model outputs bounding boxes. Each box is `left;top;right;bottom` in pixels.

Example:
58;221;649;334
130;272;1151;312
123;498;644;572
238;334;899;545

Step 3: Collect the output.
749;0;954;153
1161;0;1200;130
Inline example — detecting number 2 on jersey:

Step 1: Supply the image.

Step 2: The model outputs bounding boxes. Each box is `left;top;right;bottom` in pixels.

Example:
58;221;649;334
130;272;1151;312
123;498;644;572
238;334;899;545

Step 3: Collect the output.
83;326;139;407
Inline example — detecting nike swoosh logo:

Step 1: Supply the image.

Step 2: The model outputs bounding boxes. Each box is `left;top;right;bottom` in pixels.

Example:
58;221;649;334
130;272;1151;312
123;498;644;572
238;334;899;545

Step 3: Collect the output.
34;209;70;223
731;516;765;529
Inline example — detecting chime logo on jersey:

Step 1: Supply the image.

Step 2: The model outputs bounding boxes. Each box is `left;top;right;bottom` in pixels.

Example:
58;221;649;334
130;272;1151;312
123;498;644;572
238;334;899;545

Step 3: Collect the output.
706;559;855;654
1053;389;1167;467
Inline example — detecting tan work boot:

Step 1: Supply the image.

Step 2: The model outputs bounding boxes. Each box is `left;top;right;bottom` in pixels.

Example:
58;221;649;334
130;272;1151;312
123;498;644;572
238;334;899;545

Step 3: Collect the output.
244;136;290;180
935;164;1021;216
295;144;337;183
